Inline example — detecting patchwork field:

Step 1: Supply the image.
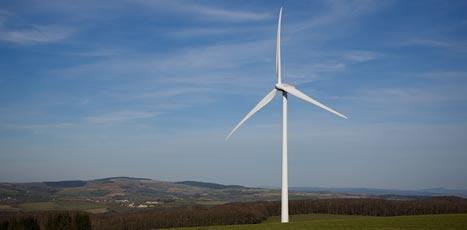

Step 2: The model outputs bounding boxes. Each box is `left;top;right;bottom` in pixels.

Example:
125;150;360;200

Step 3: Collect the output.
176;213;467;230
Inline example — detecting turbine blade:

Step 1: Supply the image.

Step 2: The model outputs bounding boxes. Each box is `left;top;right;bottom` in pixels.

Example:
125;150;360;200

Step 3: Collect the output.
275;7;283;84
226;89;277;140
281;85;348;119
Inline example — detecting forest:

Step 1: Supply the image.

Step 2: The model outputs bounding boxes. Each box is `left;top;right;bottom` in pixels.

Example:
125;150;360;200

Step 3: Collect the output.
1;196;466;230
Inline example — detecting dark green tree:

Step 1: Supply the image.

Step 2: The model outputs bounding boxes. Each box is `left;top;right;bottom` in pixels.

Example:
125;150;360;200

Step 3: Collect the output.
0;220;8;230
18;217;40;230
73;213;91;230
46;213;72;230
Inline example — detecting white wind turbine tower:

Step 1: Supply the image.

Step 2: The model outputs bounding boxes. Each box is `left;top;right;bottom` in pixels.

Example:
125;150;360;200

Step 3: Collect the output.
226;7;348;223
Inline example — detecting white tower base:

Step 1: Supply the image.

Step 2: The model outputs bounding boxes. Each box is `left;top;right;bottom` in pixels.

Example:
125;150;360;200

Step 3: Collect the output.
281;91;289;223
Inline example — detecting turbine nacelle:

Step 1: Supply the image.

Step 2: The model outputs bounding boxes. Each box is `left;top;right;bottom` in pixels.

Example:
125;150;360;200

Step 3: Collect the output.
275;83;295;92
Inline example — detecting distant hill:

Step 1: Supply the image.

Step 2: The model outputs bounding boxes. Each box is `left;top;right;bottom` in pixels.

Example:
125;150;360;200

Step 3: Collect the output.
289;186;467;198
3;177;464;214
93;176;151;182
43;180;87;188
1;177;351;213
175;181;244;189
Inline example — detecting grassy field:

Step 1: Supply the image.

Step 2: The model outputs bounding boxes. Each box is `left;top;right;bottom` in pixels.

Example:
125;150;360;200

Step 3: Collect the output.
174;213;467;230
18;200;108;213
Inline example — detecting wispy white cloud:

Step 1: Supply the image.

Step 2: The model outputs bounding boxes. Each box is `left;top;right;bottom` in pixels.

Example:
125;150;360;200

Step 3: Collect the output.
84;111;158;124
0;10;75;44
342;50;379;62
170;27;236;38
0;111;159;132
1;122;74;130
411;71;467;80
0;123;75;132
128;87;215;99
285;50;380;85
352;88;447;103
404;38;467;49
63;48;122;58
0;25;74;44
51;38;274;89
185;4;271;21
135;0;271;22
348;85;467;105
289;0;391;33
169;26;270;38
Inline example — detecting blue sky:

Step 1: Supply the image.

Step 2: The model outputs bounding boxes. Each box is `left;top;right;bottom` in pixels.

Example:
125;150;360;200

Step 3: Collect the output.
1;0;467;190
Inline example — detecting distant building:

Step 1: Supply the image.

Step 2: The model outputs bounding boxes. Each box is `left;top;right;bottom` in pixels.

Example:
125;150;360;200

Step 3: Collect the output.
144;201;159;205
115;199;129;203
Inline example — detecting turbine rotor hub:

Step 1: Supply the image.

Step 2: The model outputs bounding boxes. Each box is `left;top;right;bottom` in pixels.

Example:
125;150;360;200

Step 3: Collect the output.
275;83;295;91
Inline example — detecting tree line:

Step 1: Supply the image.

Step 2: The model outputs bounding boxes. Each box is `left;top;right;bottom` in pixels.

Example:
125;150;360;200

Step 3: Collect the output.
1;196;466;230
0;212;91;230
92;196;467;230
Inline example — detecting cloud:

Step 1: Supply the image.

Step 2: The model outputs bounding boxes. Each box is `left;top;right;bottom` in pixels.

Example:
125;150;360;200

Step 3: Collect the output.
0;25;74;44
0;123;75;134
186;4;271;21
289;0;391;33
0;111;160;133
169;26;269;38
128;87;215;99
411;71;467;80
1;123;74;130
63;48;121;58
352;88;448;103
345;83;467;110
404;38;467;49
342;50;379;62
285;50;380;85
135;0;271;22
84;111;158;124
393;37;467;57
50;38;274;89
0;10;75;44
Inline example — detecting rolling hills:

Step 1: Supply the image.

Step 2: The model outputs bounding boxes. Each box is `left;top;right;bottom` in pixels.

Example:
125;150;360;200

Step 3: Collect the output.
2;177;465;214
0;177;359;213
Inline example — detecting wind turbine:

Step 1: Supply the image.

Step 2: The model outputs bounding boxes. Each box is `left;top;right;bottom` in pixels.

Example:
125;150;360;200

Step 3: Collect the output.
226;7;348;223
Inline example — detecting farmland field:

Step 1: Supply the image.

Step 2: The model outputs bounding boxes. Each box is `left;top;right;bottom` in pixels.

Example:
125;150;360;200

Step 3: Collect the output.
18;200;108;212
175;213;467;230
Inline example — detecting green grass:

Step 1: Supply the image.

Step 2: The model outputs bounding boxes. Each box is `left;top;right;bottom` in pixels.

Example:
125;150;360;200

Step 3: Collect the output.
18;201;58;211
0;187;20;196
195;200;228;206
173;213;467;230
18;200;107;212
0;204;19;211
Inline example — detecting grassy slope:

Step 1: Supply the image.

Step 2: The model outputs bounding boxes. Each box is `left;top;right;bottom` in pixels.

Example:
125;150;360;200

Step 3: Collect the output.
18;200;108;212
175;214;467;230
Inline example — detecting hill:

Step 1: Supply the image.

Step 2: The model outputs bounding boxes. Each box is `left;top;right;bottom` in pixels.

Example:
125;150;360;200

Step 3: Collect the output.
0;177;356;213
3;177;464;214
175;181;244;189
290;186;467;198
